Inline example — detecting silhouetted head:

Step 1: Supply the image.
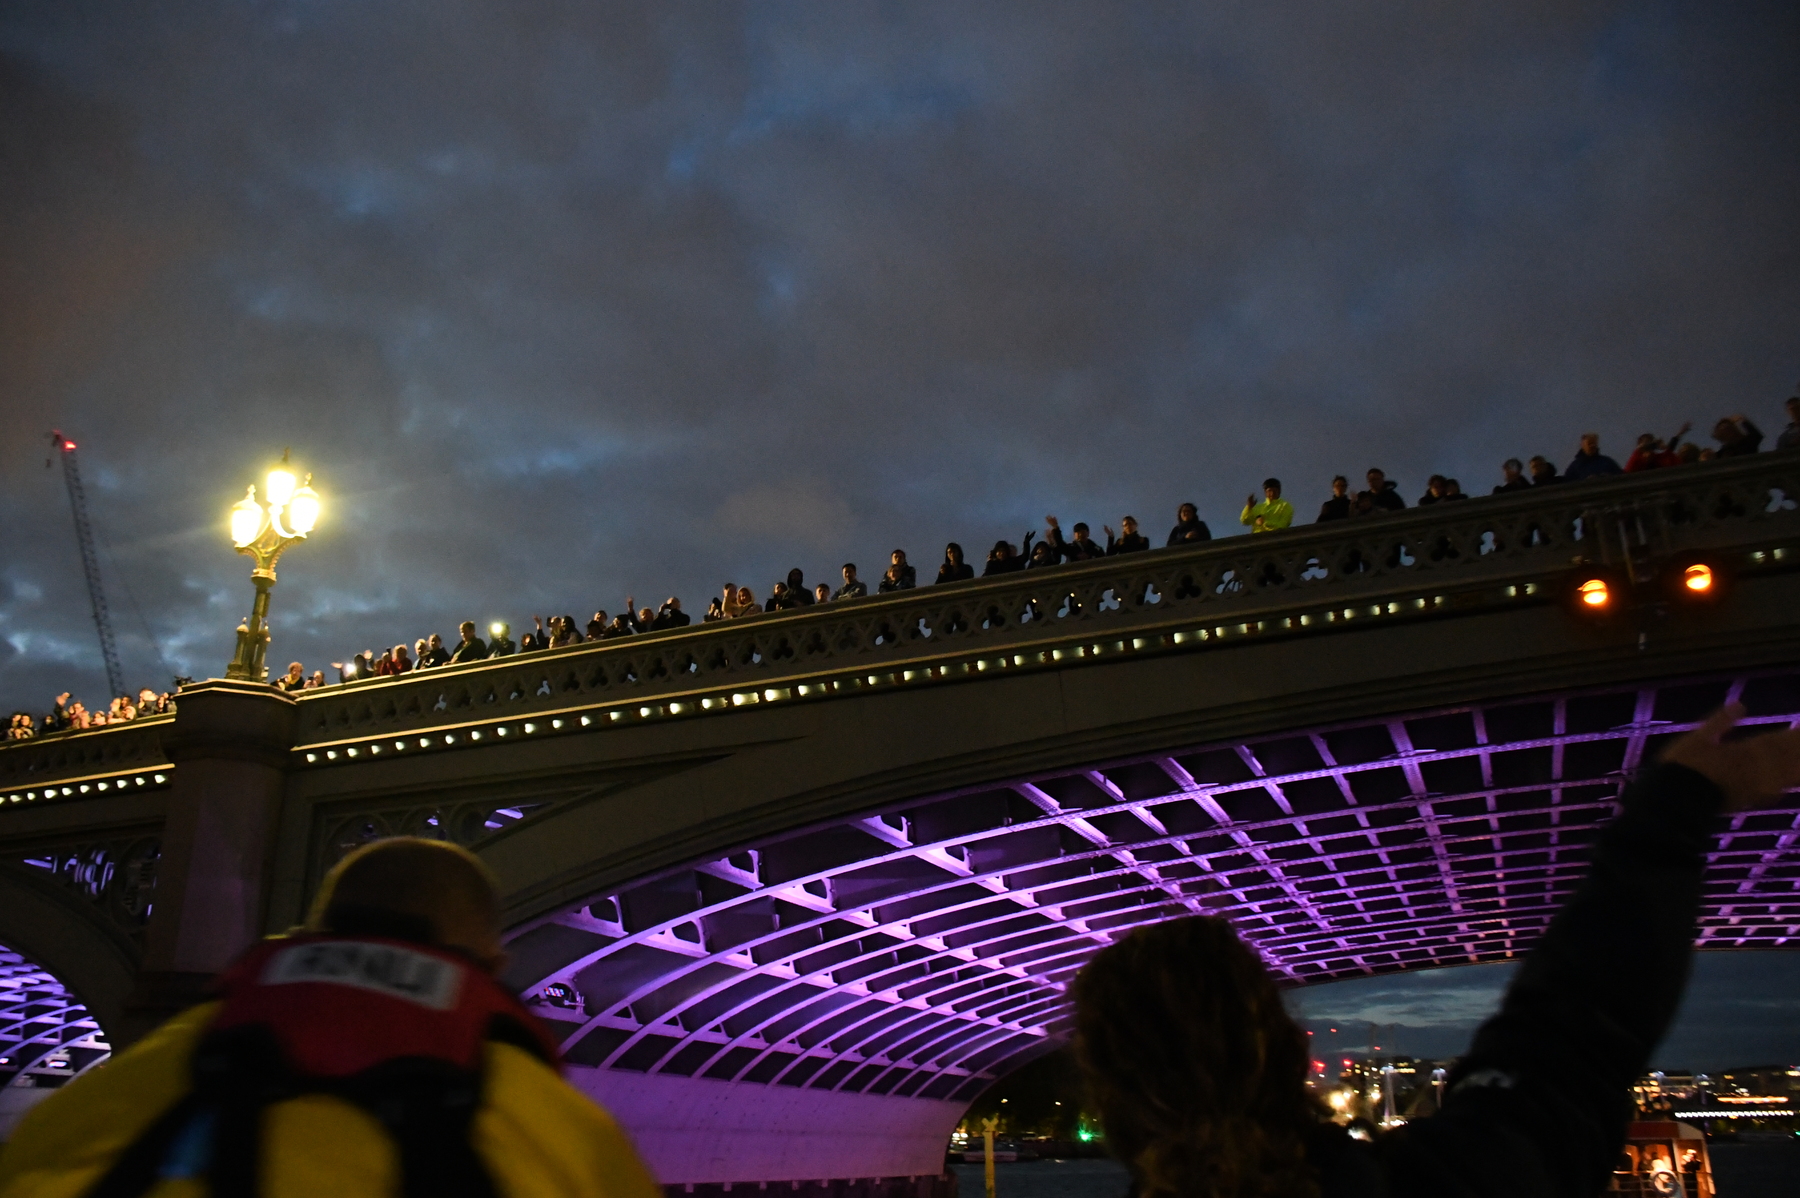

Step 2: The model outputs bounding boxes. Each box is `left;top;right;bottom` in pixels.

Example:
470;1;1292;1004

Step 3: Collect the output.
308;838;504;973
1330;476;1347;496
1121;516;1138;534
1262;479;1281;499
1580;432;1600;455
1177;503;1198;523
1074;917;1323;1198
945;542;965;565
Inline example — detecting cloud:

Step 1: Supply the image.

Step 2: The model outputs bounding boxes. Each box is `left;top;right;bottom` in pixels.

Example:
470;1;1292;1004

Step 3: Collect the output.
0;0;1794;723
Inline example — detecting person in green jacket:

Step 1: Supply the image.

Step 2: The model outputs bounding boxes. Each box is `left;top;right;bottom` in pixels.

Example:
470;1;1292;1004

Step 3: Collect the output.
1240;478;1294;533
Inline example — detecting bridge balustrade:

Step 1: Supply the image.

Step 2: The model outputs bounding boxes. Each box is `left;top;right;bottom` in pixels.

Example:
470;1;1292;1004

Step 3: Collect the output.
287;453;1800;757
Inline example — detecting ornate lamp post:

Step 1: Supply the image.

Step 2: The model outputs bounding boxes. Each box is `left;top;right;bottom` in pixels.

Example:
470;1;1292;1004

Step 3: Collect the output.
224;453;321;682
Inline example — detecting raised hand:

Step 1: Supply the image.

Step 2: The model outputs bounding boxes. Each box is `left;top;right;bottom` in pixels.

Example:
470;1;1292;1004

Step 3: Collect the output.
1661;705;1800;812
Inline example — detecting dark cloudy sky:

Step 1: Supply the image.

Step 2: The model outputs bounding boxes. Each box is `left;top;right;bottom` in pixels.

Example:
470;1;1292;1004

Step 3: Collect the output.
4;1;1798;1063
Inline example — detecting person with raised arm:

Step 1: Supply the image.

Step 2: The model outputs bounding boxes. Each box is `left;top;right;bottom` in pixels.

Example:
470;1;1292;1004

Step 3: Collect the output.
1071;706;1800;1198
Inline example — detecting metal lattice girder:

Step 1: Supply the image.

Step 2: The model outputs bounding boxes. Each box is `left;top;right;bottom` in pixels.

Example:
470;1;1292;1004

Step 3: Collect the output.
0;946;111;1091
504;671;1800;1102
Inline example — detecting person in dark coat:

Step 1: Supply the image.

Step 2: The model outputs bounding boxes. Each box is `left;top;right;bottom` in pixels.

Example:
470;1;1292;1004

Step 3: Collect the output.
1712;415;1764;457
1355;469;1406;515
1047;517;1106;562
1071;706;1800;1198
447;622;488;665
767;580;806;612
651;598;691;630
833;564;868;600
983;535;1032;576
935;543;975;584
1493;459;1531;493
878;550;917;592
782;568;814;605
1167;503;1211;546
416;633;452;669
1104;516;1149;554
1315;476;1351;522
1777;395;1800;451
1564;433;1622;481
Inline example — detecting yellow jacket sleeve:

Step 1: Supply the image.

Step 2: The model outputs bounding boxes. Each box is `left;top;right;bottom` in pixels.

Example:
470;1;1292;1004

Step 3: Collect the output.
0;1002;219;1198
475;1044;662;1198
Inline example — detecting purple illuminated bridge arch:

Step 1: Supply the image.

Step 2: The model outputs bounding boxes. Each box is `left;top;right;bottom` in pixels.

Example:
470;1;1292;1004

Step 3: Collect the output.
503;670;1800;1177
0;944;112;1138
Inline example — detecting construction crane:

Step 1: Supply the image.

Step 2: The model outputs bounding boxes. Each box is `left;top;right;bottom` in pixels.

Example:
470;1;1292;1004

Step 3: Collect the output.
48;431;125;699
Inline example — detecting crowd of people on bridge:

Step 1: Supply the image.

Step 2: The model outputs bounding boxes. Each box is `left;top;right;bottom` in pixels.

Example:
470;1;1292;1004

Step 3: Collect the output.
6;687;177;741
301;394;1796;686
8;394;1796;724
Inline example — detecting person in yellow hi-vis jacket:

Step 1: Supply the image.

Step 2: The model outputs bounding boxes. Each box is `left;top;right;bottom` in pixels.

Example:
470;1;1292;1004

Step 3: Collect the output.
1238;478;1294;534
0;838;660;1198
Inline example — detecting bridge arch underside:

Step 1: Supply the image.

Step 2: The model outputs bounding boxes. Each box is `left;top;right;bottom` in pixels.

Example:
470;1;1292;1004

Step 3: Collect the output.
0;943;112;1140
505;669;1800;1183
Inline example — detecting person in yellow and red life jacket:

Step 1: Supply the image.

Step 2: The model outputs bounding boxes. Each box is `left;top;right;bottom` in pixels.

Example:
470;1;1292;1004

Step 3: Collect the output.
0;838;660;1198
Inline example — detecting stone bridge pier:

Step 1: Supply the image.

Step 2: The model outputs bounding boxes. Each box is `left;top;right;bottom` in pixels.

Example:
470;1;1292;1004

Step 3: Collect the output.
3;455;1800;1176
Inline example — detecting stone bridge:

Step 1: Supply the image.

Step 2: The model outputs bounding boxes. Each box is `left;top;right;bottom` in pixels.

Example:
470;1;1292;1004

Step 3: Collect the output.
3;454;1800;1181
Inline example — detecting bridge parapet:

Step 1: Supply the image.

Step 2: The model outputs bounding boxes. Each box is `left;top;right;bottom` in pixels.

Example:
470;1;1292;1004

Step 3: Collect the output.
288;454;1800;758
0;716;172;796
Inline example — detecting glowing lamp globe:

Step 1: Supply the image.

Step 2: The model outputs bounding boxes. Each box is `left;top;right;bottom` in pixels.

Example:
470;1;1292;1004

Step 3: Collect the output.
287;480;321;535
230;487;264;547
1683;564;1713;593
1577;579;1610;608
265;465;297;508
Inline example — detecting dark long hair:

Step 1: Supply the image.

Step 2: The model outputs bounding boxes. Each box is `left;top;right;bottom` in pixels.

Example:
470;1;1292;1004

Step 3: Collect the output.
1072;917;1323;1198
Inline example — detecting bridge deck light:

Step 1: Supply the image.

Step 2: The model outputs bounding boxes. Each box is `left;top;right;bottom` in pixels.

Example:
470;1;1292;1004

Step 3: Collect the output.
1683;563;1714;592
1578;578;1610;608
